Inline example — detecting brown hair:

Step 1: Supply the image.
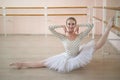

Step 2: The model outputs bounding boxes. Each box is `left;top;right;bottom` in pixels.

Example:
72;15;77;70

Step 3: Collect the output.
66;17;77;25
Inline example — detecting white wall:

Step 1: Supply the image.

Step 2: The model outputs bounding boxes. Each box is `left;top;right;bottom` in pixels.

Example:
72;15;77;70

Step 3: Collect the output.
0;0;99;35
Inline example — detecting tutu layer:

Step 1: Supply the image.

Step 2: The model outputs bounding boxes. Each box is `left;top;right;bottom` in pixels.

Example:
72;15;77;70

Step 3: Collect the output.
44;40;95;72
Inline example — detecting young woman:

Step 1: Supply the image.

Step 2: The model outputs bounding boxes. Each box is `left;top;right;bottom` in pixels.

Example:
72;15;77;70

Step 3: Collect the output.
10;17;114;72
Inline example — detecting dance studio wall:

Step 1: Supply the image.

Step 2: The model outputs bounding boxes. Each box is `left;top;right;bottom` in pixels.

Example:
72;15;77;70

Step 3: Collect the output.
0;0;104;35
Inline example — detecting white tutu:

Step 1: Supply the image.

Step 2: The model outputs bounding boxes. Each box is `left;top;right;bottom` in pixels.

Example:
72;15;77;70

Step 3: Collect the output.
44;40;95;72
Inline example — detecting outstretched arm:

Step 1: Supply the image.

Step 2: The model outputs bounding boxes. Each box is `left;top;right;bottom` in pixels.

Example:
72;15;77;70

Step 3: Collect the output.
77;24;93;39
49;25;66;40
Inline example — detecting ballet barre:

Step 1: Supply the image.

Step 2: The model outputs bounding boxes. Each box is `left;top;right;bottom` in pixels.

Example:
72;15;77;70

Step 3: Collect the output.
5;7;44;9
48;14;87;16
4;14;44;16
93;6;120;11
1;13;87;16
0;6;89;37
93;16;107;24
47;6;87;9
93;16;120;36
93;16;120;28
4;6;87;9
93;5;120;37
0;6;88;16
104;7;120;11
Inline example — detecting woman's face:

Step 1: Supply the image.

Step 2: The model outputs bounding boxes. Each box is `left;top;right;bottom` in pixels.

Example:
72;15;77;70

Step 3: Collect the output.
66;19;76;33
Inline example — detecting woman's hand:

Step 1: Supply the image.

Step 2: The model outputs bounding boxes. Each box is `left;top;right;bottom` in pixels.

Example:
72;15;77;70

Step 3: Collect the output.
62;25;67;34
74;26;79;34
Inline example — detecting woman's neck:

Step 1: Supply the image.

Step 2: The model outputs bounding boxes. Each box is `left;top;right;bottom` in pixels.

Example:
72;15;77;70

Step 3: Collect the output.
67;32;75;36
66;32;77;40
66;32;76;37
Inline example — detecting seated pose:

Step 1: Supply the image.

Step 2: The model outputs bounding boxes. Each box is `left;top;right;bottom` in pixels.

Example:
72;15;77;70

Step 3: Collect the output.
10;17;114;72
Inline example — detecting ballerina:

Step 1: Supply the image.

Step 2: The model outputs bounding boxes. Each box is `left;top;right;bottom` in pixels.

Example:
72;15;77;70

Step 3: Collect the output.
10;17;115;72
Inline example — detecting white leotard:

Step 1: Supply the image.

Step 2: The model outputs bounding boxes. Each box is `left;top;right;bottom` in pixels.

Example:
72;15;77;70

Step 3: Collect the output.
49;24;93;57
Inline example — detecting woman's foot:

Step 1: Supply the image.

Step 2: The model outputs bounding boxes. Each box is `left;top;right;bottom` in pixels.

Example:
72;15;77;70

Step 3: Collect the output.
107;17;115;30
10;62;25;69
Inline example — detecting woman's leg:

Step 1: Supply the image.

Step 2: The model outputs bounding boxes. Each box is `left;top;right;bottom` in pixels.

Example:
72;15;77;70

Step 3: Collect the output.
94;17;114;52
10;60;46;69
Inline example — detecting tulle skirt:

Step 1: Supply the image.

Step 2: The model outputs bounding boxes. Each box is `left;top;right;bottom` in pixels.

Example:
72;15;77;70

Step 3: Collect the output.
44;40;95;72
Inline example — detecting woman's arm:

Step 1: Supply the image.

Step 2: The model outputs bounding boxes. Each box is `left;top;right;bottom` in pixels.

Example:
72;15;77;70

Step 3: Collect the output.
49;25;66;40
77;24;94;39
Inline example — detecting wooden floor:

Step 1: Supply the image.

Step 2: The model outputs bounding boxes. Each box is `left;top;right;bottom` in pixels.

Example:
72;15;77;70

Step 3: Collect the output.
0;35;120;80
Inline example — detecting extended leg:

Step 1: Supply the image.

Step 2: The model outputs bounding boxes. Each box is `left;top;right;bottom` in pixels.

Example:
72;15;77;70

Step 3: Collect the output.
94;17;114;52
10;61;46;69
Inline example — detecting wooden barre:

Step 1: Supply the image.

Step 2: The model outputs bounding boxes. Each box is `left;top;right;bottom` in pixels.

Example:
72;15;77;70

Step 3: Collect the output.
93;16;102;21
6;14;44;16
112;26;120;32
104;7;120;11
0;6;88;9
93;6;120;11
93;16;108;24
47;6;88;9
93;6;103;9
48;14;87;16
0;14;87;16
6;7;44;9
93;16;120;32
111;26;120;37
